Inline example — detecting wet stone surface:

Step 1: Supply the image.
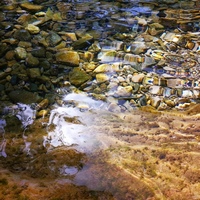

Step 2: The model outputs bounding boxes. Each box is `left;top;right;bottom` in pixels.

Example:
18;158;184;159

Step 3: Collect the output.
0;0;199;110
0;0;200;199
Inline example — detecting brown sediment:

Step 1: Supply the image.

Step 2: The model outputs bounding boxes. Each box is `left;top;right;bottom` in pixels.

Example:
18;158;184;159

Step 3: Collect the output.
1;107;200;199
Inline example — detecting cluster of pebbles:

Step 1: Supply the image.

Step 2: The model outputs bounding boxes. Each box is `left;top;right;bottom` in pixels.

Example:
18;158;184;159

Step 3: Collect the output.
0;0;200;116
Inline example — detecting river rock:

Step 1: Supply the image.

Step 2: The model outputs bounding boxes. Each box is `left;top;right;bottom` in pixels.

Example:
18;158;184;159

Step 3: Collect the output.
0;43;9;57
8;90;42;104
46;31;62;47
107;102;121;112
0;72;7;80
27;68;41;79
26;24;40;34
13;29;31;41
56;50;80;66
72;34;94;50
149;86;163;95
69;67;92;87
162;0;178;3
131;73;145;83
114;86;133;97
31;47;46;58
150;96;161;108
130;42;147;54
20;3;43;12
94;64;119;73
142;55;156;69
18;41;32;48
96;73;110;83
5;50;15;60
0;12;5;21
15;47;27;60
98;50;117;63
26;53;39;67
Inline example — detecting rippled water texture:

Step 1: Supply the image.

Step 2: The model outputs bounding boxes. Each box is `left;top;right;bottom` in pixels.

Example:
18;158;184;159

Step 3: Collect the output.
0;0;200;199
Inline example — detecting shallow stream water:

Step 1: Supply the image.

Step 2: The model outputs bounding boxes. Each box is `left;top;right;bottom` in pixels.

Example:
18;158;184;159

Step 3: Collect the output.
0;0;200;199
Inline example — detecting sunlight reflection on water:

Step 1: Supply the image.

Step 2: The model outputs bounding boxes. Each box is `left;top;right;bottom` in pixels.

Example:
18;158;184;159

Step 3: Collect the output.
44;93;111;153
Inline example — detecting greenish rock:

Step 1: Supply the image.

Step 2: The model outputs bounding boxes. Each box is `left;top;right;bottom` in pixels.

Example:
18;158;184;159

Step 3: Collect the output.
46;31;62;47
36;75;50;83
0;43;9;57
132;83;140;94
0;72;7;80
27;68;41;79
13;29;31;41
179;1;195;9
40;60;50;70
87;30;102;40
0;84;4;91
31;47;46;58
18;41;32;48
111;22;131;33
26;53;39;67
45;93;56;105
8;90;42;104
29;83;38;92
72;34;94;50
69;67;92;87
148;23;164;29
162;0;178;3
0;12;5;22
4;116;22;133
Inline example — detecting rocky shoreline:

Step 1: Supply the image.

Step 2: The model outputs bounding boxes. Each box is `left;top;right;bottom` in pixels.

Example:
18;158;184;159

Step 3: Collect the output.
0;0;200;113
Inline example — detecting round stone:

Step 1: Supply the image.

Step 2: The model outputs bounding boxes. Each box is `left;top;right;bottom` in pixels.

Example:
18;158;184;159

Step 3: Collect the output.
26;24;40;34
15;47;27;60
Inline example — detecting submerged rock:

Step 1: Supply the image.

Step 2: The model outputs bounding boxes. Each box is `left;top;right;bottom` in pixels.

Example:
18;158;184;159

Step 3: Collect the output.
56;50;80;66
26;24;40;34
20;3;43;12
72;34;94;50
26;53;40;67
69;67;92;87
15;47;27;60
46;31;62;47
13;29;31;41
8;90;42;104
